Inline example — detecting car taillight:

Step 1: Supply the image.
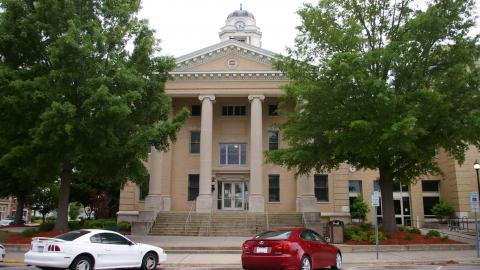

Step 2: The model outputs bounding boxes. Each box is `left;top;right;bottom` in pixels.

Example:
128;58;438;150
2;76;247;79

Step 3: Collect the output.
242;243;252;254
47;244;61;252
273;242;291;254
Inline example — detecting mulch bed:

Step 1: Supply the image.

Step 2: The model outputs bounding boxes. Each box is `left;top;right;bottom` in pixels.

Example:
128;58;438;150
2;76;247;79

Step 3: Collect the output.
346;232;464;245
2;231;64;244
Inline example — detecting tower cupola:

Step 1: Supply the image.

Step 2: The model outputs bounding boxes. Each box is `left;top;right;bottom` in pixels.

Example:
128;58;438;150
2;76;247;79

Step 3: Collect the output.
219;5;262;47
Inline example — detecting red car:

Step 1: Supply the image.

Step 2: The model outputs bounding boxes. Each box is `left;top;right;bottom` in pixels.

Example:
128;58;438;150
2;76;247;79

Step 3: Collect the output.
242;228;342;270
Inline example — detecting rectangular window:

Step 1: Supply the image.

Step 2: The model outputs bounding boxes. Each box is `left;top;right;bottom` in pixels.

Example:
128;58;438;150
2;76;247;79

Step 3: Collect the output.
314;175;328;202
190;131;200;154
220;143;247;165
269;104;278;116
268;131;279;150
222;105;246;116
373;180;381;192
191;105;201;116
422;180;440;192
269;175;280;202
348;180;362;193
139;175;149;201
188;174;199;201
393;182;409;192
423;196;440;216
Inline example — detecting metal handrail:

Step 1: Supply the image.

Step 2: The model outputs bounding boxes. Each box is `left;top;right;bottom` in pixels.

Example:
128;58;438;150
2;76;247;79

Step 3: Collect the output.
245;210;249;234
206;202;214;236
184;200;195;233
265;201;270;230
302;211;308;228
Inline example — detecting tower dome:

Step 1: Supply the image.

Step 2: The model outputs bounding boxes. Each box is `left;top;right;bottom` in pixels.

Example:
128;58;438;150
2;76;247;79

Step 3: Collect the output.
227;5;255;19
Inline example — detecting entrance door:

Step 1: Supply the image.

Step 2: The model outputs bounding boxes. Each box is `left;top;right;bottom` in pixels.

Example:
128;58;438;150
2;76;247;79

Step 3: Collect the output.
222;182;245;210
394;197;411;226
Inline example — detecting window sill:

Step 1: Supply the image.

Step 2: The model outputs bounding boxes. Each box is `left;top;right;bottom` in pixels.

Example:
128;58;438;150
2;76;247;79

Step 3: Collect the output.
316;201;330;204
268;201;281;204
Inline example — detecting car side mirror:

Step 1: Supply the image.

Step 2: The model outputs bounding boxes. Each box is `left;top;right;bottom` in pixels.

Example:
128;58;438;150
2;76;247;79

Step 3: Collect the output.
325;237;331;243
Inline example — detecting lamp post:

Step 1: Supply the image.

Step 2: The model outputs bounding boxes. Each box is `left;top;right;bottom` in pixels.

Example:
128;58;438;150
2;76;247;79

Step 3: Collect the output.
474;160;480;258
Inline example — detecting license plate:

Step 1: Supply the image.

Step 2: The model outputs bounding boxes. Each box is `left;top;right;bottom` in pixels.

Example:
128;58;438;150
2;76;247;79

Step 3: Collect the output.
36;246;44;252
255;247;268;253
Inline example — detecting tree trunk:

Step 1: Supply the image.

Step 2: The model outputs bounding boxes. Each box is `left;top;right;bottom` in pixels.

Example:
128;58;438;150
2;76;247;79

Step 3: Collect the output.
14;195;25;225
379;167;397;232
54;159;72;232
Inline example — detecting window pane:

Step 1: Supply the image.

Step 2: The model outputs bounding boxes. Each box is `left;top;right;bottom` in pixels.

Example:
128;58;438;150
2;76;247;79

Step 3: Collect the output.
314;175;328;202
220;144;227;164
188;174;199;201
373;181;380;192
268;131;279;150
423;196;439;216
269;175;280;202
222;106;228;116
190;131;200;154
228;106;234;115
394;199;401;215
239;106;246;115
227;144;240;164
393;182;401;192
240;144;246;164
269;104;278;116
348;180;362;193
191;105;201;116
422;181;440;192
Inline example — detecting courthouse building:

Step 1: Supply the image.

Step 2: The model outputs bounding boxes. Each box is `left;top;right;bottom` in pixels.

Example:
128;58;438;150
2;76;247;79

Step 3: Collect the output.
118;7;480;229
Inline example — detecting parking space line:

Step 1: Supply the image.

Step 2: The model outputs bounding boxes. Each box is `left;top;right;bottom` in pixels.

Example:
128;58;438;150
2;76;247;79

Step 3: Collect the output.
435;266;443;270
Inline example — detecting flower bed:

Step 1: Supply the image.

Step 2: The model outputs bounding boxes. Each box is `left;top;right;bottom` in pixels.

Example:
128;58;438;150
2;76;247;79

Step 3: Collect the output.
2;231;64;244
346;231;464;245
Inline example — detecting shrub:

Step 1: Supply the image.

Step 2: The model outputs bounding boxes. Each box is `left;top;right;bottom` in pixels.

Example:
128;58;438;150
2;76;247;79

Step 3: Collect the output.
39;222;55;232
117;221;131;231
350;196;370;222
368;232;385;244
431;201;454;223
46;216;56;222
441;235;449;241
408;227;421;234
69;202;82;221
21;229;38;237
426;230;441;238
403;234;413;241
398;226;407;232
68;221;81;230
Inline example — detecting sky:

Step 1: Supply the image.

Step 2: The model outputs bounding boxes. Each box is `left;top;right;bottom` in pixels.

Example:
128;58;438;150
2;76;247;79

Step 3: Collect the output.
138;0;480;58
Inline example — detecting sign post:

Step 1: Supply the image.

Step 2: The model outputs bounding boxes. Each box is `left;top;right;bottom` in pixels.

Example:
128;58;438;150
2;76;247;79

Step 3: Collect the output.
470;192;479;258
371;191;380;260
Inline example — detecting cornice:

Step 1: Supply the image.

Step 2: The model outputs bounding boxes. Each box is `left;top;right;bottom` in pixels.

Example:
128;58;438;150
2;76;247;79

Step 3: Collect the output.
170;71;288;81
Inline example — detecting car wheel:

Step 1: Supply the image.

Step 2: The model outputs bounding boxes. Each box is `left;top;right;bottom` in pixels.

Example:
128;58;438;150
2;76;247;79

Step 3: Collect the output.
331;252;342;270
300;256;311;270
141;252;158;270
70;255;93;270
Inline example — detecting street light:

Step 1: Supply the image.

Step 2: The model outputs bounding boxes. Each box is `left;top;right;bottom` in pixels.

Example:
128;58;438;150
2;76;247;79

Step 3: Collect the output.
474;160;480;258
475;160;480;196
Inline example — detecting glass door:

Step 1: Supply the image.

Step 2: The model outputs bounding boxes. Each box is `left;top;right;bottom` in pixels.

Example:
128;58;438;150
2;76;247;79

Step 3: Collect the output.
222;182;245;210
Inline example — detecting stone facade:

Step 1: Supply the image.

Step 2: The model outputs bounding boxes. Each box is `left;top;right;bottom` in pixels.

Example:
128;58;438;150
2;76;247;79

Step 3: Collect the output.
118;8;480;227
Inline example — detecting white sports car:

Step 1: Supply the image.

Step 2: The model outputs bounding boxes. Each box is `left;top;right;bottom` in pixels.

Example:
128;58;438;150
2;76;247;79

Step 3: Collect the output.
0;243;5;262
25;229;166;270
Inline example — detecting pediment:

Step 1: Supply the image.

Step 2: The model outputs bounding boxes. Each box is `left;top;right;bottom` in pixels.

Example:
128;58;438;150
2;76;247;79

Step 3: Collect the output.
174;40;278;73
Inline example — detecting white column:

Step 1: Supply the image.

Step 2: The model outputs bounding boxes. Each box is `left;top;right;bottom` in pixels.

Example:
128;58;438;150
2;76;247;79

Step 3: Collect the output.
196;95;215;212
145;147;171;212
248;94;265;212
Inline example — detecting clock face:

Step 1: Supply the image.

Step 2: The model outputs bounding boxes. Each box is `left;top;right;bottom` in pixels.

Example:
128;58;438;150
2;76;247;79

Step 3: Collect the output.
235;21;245;30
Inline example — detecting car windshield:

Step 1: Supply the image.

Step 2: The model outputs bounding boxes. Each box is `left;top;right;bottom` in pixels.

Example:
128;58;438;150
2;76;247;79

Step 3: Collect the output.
56;230;90;241
255;230;293;240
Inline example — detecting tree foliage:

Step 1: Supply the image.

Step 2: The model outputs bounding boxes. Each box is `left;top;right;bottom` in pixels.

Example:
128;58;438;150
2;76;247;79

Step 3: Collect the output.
267;0;480;232
350;196;369;222
431;200;454;223
0;0;188;231
29;184;59;222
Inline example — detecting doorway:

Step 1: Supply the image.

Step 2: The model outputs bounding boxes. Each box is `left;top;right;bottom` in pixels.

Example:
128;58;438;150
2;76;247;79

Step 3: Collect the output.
217;181;248;210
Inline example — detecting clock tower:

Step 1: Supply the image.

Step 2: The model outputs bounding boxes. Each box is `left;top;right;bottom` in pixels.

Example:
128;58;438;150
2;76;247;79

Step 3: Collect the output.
219;5;262;47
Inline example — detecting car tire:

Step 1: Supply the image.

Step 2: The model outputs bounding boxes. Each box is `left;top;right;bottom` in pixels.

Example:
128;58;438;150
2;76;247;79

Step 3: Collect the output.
300;255;311;270
141;252;158;270
69;255;93;270
331;252;342;270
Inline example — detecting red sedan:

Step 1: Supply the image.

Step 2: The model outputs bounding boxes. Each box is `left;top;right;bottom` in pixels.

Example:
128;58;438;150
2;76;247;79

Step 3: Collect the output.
241;228;342;270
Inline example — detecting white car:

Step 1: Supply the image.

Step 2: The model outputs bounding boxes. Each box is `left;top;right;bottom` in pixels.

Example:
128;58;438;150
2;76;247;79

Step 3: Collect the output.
0;219;14;226
25;229;166;270
0;244;5;262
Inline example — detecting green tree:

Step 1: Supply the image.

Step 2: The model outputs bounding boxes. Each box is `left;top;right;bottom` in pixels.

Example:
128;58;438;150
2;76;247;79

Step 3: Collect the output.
431;200;454;223
0;0;188;231
29;184;59;222
267;0;480;232
69;202;82;221
350;196;369;223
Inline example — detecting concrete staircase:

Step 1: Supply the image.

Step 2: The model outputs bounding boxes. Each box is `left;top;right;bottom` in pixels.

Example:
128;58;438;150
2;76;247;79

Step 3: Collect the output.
149;212;305;236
